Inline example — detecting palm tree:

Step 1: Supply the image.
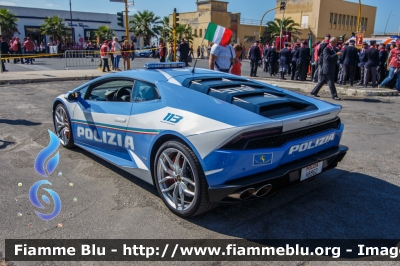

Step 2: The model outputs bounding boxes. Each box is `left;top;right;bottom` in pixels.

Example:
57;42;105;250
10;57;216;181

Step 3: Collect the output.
40;15;68;43
94;25;114;43
129;10;162;46
159;16;171;41
0;8;19;38
262;17;301;44
174;24;197;45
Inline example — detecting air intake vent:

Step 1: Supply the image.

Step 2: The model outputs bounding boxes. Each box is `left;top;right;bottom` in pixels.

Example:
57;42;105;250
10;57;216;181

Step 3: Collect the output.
221;118;341;150
245;118;341;149
259;102;307;118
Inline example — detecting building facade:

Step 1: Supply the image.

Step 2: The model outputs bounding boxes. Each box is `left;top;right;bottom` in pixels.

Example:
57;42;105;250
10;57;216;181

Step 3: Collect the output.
1;6;127;45
274;0;377;42
169;0;260;49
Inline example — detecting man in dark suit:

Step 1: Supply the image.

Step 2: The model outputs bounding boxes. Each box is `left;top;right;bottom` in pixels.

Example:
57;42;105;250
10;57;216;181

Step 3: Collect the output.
363;40;379;87
290;43;299;80
377;43;388;84
316;34;330;81
279;43;291;80
311;37;342;100
263;44;269;72
0;37;9;72
357;42;368;85
266;42;278;77
295;40;311;81
249;40;261;77
341;39;358;86
177;38;190;66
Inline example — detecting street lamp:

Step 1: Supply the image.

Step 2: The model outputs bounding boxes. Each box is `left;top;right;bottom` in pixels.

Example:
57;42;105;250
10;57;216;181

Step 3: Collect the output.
279;0;288;50
69;0;74;42
356;0;361;32
384;11;395;35
258;6;280;41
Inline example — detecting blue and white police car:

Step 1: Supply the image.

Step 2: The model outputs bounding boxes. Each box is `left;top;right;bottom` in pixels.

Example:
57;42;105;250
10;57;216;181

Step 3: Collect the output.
53;62;348;217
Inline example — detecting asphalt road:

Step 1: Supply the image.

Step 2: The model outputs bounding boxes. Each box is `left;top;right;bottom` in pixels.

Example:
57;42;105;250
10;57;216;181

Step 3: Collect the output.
1;80;400;265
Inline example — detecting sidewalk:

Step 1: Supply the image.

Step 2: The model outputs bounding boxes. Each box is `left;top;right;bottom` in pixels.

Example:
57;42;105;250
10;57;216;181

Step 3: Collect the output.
0;69;105;84
0;69;397;97
256;78;399;97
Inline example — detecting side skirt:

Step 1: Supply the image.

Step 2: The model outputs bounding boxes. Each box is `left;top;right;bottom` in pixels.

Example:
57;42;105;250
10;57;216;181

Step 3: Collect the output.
74;143;154;185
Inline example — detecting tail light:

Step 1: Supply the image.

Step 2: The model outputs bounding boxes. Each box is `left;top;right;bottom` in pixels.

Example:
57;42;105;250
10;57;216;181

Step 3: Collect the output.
221;127;282;150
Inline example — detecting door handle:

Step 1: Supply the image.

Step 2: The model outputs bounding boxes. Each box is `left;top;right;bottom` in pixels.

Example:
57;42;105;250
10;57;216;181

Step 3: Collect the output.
114;117;126;123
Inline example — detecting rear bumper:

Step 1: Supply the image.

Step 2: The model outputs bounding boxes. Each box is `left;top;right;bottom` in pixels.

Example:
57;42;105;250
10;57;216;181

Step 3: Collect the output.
208;145;348;203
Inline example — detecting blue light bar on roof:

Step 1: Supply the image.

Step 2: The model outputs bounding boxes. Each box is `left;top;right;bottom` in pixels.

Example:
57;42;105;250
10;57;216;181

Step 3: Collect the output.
144;62;186;69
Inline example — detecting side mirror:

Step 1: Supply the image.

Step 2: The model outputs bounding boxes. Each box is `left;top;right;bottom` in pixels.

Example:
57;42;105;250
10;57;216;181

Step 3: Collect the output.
67;92;79;101
66;91;83;101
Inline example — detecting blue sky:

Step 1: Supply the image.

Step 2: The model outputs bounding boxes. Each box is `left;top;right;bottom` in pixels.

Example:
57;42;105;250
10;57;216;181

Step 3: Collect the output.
1;0;399;33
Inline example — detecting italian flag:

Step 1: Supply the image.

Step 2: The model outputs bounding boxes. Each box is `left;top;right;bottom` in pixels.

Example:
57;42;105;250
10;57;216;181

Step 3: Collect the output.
204;22;232;47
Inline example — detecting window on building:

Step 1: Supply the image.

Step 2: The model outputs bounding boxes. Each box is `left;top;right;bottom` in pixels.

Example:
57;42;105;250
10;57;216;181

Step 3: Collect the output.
361;17;365;30
334;13;337;24
364;18;368;30
301;15;309;28
329;13;333;24
350;16;353;26
199;29;203;37
83;29;97;42
194;29;197;36
342;14;345;25
339;14;342;25
346;15;349;25
25;26;45;46
244;36;255;43
64;29;74;44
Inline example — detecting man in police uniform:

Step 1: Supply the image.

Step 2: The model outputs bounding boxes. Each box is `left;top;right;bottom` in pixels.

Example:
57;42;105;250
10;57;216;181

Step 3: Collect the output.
178;38;190;67
266;42;278;77
363;40;379;87
341;39;358;86
279;42;291;80
295;40;311;81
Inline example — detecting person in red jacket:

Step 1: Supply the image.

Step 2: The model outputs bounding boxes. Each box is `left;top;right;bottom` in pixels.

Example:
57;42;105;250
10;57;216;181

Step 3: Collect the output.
23;37;34;64
100;40;110;72
231;44;243;76
379;39;400;91
11;37;24;64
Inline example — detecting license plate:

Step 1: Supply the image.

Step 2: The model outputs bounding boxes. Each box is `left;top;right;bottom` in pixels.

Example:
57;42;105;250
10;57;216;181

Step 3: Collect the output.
300;161;323;181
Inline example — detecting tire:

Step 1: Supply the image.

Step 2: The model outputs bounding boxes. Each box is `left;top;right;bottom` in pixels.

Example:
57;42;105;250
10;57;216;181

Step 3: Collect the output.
53;104;75;149
154;140;214;217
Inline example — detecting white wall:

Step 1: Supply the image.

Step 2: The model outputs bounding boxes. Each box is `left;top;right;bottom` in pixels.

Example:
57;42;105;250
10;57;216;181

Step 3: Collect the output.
1;5;127;43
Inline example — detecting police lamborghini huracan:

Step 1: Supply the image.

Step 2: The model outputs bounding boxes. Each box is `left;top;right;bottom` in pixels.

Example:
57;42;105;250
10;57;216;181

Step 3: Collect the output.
52;62;348;217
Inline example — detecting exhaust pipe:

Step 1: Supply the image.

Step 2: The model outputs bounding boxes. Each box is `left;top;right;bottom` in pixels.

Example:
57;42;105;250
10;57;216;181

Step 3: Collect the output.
254;184;272;197
229;188;255;200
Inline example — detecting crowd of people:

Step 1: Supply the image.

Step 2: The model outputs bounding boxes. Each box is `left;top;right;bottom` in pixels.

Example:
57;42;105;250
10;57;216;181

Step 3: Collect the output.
3;33;400;95
205;34;400;100
99;37;137;72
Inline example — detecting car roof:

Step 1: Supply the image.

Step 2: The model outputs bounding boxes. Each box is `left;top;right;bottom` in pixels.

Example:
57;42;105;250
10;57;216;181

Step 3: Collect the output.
112;67;244;84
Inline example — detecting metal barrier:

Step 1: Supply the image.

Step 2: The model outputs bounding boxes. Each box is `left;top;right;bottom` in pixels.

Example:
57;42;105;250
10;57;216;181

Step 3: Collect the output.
64;50;101;70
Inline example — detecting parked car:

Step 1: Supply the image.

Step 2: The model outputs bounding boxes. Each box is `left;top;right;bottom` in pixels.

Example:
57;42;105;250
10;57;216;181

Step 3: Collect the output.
53;62;348;217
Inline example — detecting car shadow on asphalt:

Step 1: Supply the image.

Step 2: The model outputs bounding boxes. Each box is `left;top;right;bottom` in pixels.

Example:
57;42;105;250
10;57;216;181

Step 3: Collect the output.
0;119;42;126
186;168;400;240
72;147;158;196
341;98;390;103
63;147;400;240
